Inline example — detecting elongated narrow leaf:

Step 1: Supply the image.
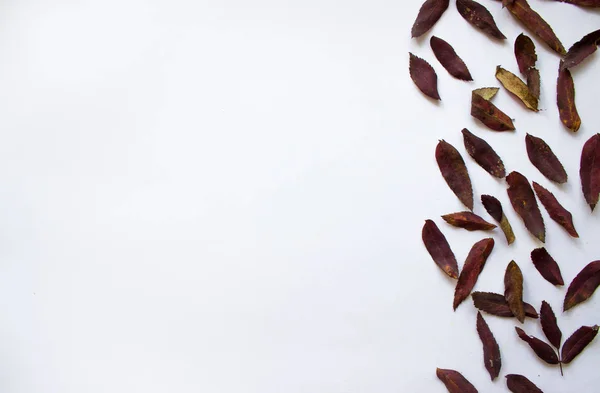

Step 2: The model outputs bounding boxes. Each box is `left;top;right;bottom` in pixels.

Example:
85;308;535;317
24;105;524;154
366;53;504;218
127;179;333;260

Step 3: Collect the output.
411;0;450;37
422;220;459;279
557;65;581;132
531;247;564;286
462;129;506;178
532;182;578;238
454;238;495;310
515;327;559;364
515;34;537;73
525;134;568;184
442;211;496;231
471;88;515;131
540;301;562;349
505;261;525;323
409;53;440;100
564;260;600;311
430;36;472;81
506;374;544;393
562;29;600;69
436;369;478;393
477;312;501;380
527;68;540;100
481;195;515;245
580;134;600;211
496;66;538;111
473;292;538;318
561;325;599;363
506;171;545;243
456;0;506;39
551;0;600;6
436;140;474;210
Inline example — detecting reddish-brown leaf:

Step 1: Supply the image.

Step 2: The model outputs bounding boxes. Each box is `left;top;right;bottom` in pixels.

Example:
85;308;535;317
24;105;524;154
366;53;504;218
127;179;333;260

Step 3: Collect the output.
514;33;537;73
453;238;495;310
506;374;544;393
505;261;525;323
505;0;566;55
540;301;562;349
527;68;540;100
422;220;459;279
551;0;600;6
436;369;479;393
436;140;474;210
472;292;538;318
477;312;502;380
456;0;506;39
442;211;497;231
557;65;581;132
562;29;600;69
481;195;515;245
580;134;600;211
531;247;564;286
409;53;440;100
515;327;559;364
561;325;599;363
471;88;515;131
411;0;450;38
564;260;600;311
462;129;506;178
532;182;578;238
525;134;568;184
430;36;473;81
506;171;545;243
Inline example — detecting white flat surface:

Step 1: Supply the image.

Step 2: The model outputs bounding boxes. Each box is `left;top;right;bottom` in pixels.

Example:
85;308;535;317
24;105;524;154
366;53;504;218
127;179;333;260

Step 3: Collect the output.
0;1;598;392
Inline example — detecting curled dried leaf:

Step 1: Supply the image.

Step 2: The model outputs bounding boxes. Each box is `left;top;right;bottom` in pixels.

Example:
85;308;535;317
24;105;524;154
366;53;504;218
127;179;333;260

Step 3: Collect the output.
557;65;581;132
436;369;479;393
436;140;474;210
422;220;459;279
409;53;440;100
526;134;568;184
454;238;495;310
430;36;473;81
561;325;599;364
564;260;600;311
506;171;545;243
562;29;600;69
411;0;450;38
471;88;515;131
515;327;559;364
580;134;600;211
526;67;540;100
531;247;564;286
477;312;502;380
456;0;506;39
462;129;506;178
514;33;537;73
481;195;515;245
540;301;562;349
472;292;538;318
442;211;497;231
506;374;544;393
532;182;578;238
496;66;538;111
505;261;525;323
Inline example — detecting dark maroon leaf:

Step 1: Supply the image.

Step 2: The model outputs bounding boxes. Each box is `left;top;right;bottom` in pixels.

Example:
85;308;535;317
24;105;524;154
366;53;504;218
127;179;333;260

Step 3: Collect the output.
454;238;495;310
505;261;525;323
580;134;600;211
564;260;600;311
436;369;479;393
515;327;559;364
422;220;459;279
562;29;600;69
471;88;515;131
532;182;578;238
409;53;440;100
411;0;450;38
525;134;568;184
515;33;537;74
506;171;545;243
430;36;473;81
462;129;506;178
477;312;502;380
436;140;474;210
527;68;540;100
557;65;581;132
442;211;496;231
561;325;599;363
530;247;564;286
551;0;600;6
472;292;538;318
456;0;506;39
506;374;544;393
540;301;562;349
481;195;515;245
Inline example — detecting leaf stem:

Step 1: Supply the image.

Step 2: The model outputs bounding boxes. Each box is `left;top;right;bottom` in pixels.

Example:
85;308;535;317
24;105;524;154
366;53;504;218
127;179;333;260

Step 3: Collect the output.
559;361;563;376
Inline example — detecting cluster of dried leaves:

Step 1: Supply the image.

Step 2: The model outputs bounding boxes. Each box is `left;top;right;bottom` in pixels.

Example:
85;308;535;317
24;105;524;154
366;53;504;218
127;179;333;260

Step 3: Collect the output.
411;0;600;391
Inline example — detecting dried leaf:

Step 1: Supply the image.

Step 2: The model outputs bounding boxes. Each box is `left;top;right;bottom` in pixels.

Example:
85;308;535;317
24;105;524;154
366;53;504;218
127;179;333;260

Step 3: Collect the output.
481;195;515;245
496;66;538;111
471;88;515;131
506;374;544;393
532;182;578;238
564;260;600;311
462;129;506;178
436;140;474;210
557;65;581;132
562;29;600;69
506;171;545;243
409;53;440;100
531;247;564;286
527;68;540;100
436;369;479;393
514;33;537;73
430;36;473;81
515;327;559;364
477;312;502;380
456;0;506;39
453;238;495;310
551;0;600;6
422;220;459;279
580;134;600;211
411;0;450;38
540;301;562;349
442;211;497;231
472;292;538;318
561;325;599;363
525;134;568;184
505;261;525;323
505;0;566;55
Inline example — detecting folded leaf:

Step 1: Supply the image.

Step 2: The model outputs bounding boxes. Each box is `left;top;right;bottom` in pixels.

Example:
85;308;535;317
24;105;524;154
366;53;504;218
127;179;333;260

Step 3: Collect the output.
580;134;600;210
505;261;525;323
411;0;450;37
525;134;568;184
471;88;515;131
506;374;544;393
462;129;506;178
564;260;600;311
436;140;474;210
506;171;545;243
531;247;564;286
515;327;559;364
430;36;473;81
562;29;600;69
456;0;506;39
496;66;538;111
409;53;440;100
442;211;497;231
477;312;502;380
540;301;562;349
481;195;515;245
422;220;459;279
514;33;537;73
436;369;479;393
532;182;578;238
454;238;495;310
472;292;538;318
557;65;581;132
561;325;599;363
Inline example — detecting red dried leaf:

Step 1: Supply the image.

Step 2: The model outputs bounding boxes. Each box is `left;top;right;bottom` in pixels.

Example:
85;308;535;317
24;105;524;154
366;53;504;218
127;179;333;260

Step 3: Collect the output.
551;0;600;6
506;171;545;243
462;129;506;178
430;36;473;81
471;88;515;131
514;33;537;74
504;261;525;323
527;68;540;100
515;327;559;364
409;53;440;100
422;220;459;279
436;369;478;393
477;312;502;380
532;182;578;238
531;247;564;286
442;211;496;231
561;325;599;363
453;238;495;310
564;260;600;311
562;29;600;69
525;134;568;184
411;0;450;38
481;195;515;245
580;134;600;210
436;140;474;210
540;301;562;349
557;65;581;132
456;0;506;39
472;292;538;318
506;374;544;393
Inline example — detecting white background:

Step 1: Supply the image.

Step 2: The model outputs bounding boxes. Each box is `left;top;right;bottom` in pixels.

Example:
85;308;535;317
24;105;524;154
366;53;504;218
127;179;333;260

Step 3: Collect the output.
0;0;598;392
